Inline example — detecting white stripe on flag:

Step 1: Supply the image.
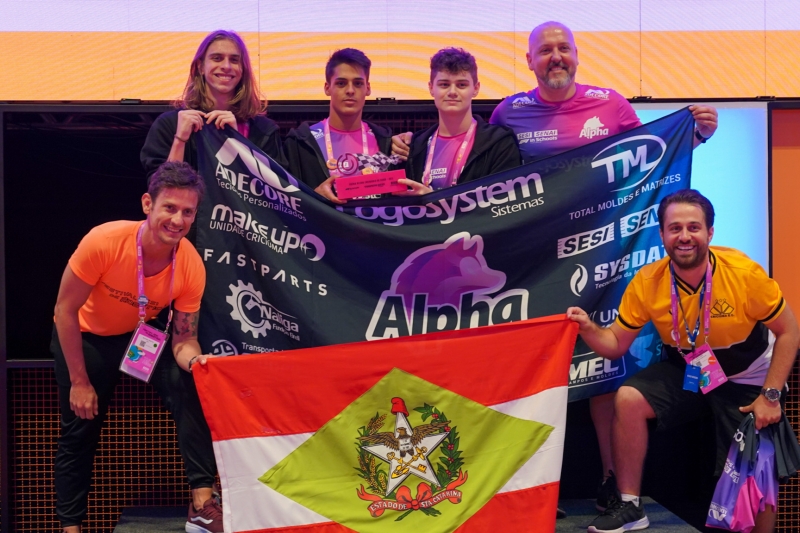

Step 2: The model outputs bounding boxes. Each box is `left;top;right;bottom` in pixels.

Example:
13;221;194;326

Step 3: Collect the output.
215;385;567;530
216;433;331;532
490;386;567;492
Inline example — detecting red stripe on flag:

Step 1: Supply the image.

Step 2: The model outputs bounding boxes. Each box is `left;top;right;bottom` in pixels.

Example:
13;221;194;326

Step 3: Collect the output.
456;482;560;532
236;521;351;533
232;483;560;533
194;315;576;441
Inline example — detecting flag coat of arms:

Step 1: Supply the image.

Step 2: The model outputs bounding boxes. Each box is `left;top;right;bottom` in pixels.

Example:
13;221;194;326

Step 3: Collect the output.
194;315;578;532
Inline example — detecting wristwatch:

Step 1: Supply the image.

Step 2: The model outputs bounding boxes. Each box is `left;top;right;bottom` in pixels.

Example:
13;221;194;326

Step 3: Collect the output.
694;129;709;144
761;387;781;402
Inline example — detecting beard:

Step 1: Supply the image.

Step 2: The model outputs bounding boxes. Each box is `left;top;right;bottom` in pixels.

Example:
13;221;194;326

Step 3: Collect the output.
667;243;709;271
539;63;575;90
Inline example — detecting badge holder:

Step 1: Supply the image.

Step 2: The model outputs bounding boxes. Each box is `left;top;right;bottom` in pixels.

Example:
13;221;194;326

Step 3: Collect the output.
671;261;727;394
684;344;727;394
120;222;176;382
121;321;169;382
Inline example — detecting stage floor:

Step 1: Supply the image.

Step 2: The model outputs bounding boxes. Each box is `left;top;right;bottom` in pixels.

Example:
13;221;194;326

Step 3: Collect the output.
115;496;700;532
556;497;700;532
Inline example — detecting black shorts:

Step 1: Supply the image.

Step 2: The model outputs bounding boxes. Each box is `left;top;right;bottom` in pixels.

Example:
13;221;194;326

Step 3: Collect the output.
623;360;780;476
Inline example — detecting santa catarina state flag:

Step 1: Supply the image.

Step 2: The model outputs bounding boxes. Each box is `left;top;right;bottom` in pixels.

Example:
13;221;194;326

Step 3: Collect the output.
193;315;577;533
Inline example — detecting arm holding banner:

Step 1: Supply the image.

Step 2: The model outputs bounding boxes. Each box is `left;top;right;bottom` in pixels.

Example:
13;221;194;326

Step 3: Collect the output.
566;307;639;360
690;105;718;147
169;110;206;163
172;310;211;372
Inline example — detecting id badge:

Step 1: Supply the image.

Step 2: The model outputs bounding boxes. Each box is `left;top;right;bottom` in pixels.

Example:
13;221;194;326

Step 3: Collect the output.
683;364;701;392
684;344;727;394
120;322;169;382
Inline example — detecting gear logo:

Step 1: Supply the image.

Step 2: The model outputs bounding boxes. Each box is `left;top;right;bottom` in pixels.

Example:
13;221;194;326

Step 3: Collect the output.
226;280;300;340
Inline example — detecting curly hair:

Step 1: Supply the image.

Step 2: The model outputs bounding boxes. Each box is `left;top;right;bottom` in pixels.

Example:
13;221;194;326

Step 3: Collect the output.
430;47;478;83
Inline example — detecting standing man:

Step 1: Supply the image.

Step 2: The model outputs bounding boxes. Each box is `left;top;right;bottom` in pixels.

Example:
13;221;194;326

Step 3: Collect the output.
53;162;222;533
284;48;393;203
395;47;520;195
489;21;718;162
567;189;799;533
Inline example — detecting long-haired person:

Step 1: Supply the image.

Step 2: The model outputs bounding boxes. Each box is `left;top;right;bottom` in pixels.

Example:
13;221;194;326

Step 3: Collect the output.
141;29;286;179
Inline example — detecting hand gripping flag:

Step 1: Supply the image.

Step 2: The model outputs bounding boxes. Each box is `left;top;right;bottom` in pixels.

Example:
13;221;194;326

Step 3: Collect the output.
193;315;577;533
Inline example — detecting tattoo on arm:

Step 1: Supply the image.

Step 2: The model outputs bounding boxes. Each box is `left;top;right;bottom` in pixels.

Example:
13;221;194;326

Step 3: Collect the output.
173;311;199;338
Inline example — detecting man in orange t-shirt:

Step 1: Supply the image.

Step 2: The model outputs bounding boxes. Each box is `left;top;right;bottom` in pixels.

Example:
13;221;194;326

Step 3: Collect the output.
52;162;221;533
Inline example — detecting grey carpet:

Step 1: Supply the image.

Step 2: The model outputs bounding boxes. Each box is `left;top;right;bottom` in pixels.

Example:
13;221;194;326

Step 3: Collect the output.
556;497;700;532
114;506;185;532
115;497;701;532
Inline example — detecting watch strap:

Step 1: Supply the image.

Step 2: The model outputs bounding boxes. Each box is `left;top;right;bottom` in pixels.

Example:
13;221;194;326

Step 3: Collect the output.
695;129;708;144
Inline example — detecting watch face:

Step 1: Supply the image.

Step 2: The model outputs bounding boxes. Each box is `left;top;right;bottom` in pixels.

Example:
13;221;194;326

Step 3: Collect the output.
763;388;781;402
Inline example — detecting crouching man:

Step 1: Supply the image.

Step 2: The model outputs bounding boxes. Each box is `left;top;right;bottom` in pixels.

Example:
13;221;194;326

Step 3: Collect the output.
567;189;799;533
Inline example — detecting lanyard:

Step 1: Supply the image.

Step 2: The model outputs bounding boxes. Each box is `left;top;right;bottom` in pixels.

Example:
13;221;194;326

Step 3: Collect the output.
323;118;369;177
422;118;477;188
669;260;712;354
136;222;177;331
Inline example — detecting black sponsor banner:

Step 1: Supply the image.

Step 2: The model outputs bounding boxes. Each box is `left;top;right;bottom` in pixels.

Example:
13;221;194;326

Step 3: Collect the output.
195;108;694;401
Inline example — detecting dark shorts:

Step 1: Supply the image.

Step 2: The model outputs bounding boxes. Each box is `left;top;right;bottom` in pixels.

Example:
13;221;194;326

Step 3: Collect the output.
623;360;781;476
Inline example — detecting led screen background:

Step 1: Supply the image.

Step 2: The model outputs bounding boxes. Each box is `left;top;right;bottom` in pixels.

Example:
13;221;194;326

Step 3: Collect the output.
1;0;799;101
633;103;769;271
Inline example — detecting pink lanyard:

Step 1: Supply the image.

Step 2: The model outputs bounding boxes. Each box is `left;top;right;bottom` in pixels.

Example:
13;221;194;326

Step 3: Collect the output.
323;118;369;177
422;119;477;188
669;260;712;355
136;222;176;331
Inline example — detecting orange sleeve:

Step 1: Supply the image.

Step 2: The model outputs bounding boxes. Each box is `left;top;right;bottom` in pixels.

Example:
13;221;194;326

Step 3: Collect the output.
67;226;111;286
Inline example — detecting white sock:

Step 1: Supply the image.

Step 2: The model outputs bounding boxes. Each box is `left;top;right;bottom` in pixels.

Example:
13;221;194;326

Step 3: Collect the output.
620;493;640;507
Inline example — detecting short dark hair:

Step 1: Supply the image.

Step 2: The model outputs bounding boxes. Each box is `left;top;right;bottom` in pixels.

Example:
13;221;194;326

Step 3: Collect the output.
430;47;478;84
657;189;715;230
147;161;206;204
325;48;371;82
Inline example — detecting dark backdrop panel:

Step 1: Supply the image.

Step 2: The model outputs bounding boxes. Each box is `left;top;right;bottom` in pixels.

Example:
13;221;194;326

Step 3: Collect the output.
4;115;151;360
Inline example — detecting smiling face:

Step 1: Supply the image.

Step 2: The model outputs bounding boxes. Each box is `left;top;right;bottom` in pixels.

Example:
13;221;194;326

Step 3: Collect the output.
526;24;579;92
201;38;243;108
660;202;714;272
429;70;480;116
141;187;200;249
325;63;371;122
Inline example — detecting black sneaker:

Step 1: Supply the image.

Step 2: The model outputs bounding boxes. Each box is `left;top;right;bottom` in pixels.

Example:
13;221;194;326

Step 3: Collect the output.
587;499;649;533
596;470;620;512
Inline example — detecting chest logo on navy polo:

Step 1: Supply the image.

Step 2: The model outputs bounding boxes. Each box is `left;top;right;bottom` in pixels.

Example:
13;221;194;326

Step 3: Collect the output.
711;298;734;318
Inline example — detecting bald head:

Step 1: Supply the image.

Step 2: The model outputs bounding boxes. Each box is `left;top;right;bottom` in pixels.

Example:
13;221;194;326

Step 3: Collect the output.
526;21;579;98
528;21;576;51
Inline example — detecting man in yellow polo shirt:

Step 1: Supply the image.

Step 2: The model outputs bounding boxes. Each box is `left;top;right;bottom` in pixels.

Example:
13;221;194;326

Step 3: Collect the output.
567;189;799;533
